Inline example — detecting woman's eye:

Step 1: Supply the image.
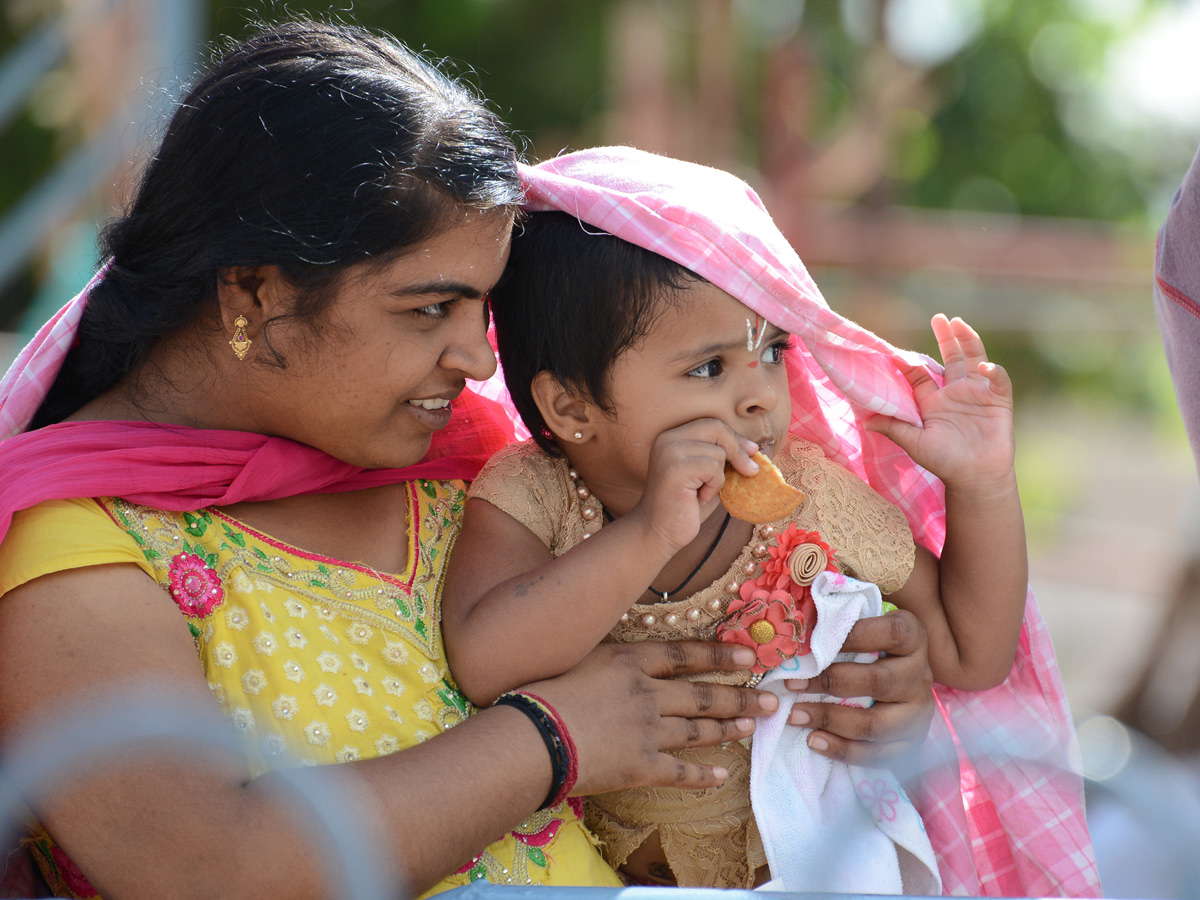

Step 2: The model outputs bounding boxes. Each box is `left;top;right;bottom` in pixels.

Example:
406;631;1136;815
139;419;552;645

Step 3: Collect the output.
687;359;722;378
414;300;452;318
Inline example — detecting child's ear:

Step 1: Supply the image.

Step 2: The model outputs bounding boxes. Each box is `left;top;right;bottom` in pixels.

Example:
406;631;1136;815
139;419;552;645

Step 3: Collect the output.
531;371;599;443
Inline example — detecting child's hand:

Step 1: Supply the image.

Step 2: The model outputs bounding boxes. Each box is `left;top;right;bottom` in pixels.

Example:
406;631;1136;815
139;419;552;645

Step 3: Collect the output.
865;315;1015;493
628;419;758;556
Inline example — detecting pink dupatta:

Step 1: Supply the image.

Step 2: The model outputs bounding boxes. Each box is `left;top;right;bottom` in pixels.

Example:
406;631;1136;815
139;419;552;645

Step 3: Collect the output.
516;147;1101;898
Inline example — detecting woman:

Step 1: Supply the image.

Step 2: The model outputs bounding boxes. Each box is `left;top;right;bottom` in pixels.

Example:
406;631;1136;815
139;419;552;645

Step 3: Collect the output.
0;19;935;899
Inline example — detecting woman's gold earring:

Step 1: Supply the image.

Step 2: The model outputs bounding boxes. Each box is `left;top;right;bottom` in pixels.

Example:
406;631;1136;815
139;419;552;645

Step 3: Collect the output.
229;315;252;360
573;431;584;441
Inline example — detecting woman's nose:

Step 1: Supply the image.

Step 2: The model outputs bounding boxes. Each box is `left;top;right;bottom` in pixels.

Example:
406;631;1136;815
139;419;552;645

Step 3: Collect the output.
441;301;498;381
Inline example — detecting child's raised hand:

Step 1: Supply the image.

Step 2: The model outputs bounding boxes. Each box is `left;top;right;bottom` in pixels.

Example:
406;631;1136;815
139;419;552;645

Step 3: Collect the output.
629;419;759;556
865;314;1015;492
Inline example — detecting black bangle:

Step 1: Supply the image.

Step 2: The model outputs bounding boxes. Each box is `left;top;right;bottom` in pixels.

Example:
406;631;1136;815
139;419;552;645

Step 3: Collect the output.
492;691;575;810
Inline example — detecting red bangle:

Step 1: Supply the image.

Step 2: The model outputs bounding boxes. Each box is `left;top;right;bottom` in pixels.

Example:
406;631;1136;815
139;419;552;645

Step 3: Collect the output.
493;691;578;809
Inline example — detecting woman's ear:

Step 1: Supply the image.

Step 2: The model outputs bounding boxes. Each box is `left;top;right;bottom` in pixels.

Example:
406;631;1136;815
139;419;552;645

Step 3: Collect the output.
215;265;287;334
531;371;599;444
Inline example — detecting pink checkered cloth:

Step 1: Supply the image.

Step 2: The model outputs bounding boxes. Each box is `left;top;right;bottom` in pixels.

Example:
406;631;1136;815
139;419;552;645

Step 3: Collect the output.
516;147;1101;897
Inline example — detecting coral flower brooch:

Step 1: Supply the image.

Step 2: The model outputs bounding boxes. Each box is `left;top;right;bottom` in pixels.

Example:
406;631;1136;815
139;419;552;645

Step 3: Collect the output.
717;525;838;673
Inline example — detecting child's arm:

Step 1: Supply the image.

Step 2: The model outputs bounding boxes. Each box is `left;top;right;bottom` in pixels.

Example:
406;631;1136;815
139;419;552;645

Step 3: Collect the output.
870;315;1027;691
443;420;759;706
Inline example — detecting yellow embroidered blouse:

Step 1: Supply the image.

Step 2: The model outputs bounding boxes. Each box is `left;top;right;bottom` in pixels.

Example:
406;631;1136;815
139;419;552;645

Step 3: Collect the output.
0;480;619;899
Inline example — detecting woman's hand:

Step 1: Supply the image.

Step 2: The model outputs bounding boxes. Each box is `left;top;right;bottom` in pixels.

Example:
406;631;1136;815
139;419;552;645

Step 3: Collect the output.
784;609;934;767
525;640;778;797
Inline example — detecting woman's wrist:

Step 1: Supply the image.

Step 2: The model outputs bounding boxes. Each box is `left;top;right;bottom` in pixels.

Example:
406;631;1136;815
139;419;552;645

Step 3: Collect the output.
478;703;557;812
492;691;579;809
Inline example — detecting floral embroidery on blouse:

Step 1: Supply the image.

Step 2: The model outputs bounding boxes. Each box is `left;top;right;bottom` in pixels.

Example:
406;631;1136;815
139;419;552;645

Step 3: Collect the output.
83;482;611;895
167;550;225;617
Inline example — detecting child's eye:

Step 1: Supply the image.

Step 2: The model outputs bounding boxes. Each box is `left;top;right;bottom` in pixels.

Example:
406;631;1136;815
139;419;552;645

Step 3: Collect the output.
687;359;722;379
763;339;794;365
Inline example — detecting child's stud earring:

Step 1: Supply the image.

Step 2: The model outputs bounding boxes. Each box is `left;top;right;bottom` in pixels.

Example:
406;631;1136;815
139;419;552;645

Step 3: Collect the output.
573;430;584;441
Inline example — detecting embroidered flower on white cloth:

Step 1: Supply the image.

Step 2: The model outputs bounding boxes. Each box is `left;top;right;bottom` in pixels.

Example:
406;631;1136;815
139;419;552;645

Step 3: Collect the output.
346;709;369;733
283;660;305;683
271;694;299;721
240;669;268;696
317;651;343;674
251;631;278;656
304;721;330;747
858;778;900;822
212;641;237;669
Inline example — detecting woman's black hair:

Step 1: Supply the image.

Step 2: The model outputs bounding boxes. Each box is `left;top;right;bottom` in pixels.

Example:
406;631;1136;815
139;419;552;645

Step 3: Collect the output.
489;210;703;456
31;18;520;428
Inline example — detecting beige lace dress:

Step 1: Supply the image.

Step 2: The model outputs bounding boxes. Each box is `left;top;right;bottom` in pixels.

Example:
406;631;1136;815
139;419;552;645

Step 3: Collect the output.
468;433;915;888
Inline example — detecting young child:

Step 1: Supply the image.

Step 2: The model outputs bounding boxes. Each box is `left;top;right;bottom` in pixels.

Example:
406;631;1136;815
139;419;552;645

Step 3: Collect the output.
442;148;1027;892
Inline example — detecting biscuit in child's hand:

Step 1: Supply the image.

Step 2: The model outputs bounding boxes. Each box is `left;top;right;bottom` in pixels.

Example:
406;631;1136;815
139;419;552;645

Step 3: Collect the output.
719;451;806;524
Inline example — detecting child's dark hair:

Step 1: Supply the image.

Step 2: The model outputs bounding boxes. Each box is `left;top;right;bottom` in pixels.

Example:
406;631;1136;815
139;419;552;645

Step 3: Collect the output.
32;18;519;428
490;210;703;455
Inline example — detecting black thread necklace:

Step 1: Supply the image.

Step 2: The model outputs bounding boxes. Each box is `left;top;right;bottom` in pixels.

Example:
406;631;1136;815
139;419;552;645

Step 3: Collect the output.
603;507;732;601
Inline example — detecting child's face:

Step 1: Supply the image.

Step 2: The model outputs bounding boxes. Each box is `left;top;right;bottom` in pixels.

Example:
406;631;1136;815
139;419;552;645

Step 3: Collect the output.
588;281;793;490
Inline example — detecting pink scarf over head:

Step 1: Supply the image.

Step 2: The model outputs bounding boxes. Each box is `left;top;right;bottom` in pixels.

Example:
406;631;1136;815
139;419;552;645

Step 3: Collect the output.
0;268;517;546
517;147;1100;898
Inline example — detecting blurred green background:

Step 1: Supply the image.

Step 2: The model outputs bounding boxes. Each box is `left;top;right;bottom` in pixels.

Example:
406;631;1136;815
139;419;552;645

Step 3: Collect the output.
2;0;1200;738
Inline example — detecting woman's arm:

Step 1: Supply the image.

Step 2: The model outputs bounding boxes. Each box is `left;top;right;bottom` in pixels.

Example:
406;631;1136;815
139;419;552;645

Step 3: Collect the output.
0;563;772;900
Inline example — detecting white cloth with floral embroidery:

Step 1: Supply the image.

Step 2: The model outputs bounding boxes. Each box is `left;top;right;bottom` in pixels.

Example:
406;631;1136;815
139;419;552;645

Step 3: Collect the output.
752;571;940;895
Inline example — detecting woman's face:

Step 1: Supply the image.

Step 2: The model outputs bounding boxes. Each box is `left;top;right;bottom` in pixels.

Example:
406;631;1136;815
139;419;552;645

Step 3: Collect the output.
254;212;510;469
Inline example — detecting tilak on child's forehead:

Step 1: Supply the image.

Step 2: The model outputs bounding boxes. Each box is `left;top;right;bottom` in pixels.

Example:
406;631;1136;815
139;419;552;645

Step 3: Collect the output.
746;314;766;353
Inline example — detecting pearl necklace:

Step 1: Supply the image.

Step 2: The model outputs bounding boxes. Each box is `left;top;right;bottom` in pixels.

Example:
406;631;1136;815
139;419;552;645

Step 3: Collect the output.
567;468;777;629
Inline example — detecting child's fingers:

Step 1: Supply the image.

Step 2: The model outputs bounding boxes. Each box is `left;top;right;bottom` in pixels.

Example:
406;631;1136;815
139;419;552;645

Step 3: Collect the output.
948;316;988;367
663;418;759;477
863;413;921;452
978;360;1013;402
930;313;967;382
